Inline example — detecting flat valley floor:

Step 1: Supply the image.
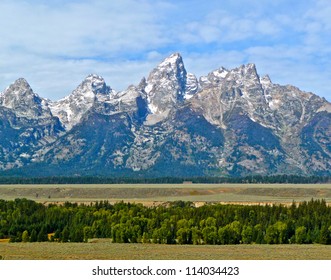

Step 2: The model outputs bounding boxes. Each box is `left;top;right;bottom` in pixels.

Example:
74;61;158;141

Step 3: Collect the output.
0;183;330;205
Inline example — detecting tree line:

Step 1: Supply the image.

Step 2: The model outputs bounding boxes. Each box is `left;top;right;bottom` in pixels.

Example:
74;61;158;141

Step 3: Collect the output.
0;198;330;245
0;174;330;184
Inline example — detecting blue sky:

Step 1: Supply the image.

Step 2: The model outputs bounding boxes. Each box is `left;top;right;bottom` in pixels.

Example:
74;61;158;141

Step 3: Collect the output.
1;0;331;101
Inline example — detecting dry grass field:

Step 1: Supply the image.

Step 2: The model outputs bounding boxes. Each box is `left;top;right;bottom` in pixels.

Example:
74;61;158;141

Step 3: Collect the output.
0;183;330;205
0;240;330;260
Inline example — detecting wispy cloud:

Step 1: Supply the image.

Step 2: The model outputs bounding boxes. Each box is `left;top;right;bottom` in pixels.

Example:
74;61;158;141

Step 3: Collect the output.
0;0;331;101
0;0;169;57
0;0;171;98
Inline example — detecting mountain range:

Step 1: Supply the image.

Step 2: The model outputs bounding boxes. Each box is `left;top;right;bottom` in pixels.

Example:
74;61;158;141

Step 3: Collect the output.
1;53;331;177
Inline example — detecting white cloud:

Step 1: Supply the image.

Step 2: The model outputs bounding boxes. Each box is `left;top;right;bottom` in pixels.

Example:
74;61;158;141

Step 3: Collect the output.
0;0;172;99
0;0;331;102
0;0;169;57
177;7;284;45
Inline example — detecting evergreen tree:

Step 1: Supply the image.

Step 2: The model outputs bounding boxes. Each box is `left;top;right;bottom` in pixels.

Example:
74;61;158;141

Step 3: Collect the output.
319;226;331;245
61;226;70;242
37;226;48;242
30;229;38;242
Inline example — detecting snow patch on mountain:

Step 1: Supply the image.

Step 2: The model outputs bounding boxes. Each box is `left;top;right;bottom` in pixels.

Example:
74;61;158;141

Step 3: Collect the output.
184;73;199;100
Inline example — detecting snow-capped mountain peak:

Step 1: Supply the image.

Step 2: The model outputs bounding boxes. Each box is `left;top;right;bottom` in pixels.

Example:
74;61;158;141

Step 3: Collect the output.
199;67;230;87
82;74;112;95
1;78;35;105
226;63;259;82
158;52;182;65
0;78;51;118
144;53;198;124
69;74;113;100
49;74;114;130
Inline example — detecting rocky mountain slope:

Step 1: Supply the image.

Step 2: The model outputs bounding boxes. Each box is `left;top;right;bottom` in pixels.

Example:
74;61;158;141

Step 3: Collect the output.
1;53;331;177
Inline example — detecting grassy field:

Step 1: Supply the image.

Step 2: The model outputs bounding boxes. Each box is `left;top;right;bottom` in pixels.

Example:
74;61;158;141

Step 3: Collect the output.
0;240;330;260
0;183;330;205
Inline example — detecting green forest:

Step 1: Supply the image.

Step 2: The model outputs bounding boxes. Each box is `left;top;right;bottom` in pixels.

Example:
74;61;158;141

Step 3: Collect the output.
0;198;330;245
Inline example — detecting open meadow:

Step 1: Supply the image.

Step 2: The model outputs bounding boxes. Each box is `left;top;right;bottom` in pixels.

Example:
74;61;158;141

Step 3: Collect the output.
0;240;330;260
0;183;330;205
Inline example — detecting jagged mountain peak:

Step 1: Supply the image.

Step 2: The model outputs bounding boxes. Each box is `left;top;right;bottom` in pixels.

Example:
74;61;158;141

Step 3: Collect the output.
158;52;183;68
200;67;229;87
237;63;257;71
10;77;31;88
213;66;229;77
147;52;186;83
243;62;257;69
144;53;200;124
0;77;52;119
2;77;34;97
228;63;259;80
199;63;260;90
86;73;103;80
211;63;264;105
74;74;113;97
49;74;115;130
